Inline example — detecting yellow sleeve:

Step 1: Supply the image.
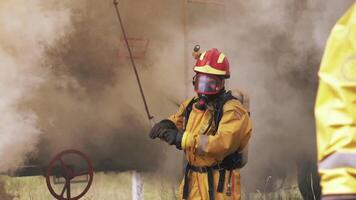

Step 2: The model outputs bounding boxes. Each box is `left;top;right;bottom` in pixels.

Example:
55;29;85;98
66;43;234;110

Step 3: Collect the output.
315;3;356;196
168;98;192;130
182;100;252;159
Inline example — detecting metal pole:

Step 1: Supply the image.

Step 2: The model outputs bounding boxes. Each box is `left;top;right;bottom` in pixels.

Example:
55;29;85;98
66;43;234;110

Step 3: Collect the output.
113;0;155;126
132;171;143;200
182;0;189;99
66;180;71;199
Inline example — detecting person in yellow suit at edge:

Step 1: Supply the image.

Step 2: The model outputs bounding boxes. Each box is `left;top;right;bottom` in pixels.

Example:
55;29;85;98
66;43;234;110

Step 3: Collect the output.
149;46;252;200
315;3;356;200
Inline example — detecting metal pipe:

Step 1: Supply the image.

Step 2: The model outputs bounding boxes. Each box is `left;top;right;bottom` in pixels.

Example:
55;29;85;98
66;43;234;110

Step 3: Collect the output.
113;0;155;126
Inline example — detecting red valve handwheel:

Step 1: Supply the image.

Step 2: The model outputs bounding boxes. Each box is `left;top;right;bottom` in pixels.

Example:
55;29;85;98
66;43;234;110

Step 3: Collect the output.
46;149;94;200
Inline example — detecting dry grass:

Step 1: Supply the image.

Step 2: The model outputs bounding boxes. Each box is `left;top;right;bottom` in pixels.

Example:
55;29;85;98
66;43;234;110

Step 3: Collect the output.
0;180;14;200
247;186;303;200
0;172;302;200
0;171;176;200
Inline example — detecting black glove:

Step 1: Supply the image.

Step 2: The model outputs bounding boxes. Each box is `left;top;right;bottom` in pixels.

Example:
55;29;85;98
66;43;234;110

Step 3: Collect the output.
157;129;183;150
149;119;177;139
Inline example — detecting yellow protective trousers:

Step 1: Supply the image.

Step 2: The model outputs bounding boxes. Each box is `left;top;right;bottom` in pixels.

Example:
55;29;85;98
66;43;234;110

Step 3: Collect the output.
177;170;241;200
169;96;252;200
315;3;356;199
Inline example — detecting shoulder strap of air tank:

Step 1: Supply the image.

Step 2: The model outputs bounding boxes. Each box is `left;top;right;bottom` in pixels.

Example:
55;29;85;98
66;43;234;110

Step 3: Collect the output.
213;91;238;131
183;97;197;131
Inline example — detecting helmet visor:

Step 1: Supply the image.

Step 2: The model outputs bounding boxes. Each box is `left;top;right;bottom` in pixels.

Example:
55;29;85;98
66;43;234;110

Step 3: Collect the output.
194;73;223;94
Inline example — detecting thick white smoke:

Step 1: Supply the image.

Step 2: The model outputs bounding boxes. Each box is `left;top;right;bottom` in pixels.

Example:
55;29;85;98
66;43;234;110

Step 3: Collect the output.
0;0;71;172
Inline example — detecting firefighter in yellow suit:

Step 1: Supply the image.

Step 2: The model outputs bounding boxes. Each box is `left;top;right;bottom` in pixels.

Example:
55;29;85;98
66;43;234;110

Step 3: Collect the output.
315;3;356;200
150;47;252;200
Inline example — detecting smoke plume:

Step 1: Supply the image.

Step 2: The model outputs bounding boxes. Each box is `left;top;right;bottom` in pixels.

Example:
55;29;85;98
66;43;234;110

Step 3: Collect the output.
221;0;354;191
1;0;355;194
1;0;181;175
22;0;174;171
0;0;71;173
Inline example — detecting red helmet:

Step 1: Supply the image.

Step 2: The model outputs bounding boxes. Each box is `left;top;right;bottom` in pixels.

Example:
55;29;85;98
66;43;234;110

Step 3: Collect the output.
194;48;230;78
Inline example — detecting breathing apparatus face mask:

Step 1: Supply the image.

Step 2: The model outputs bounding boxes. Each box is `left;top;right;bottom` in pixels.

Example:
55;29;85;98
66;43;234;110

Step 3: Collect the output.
193;73;224;110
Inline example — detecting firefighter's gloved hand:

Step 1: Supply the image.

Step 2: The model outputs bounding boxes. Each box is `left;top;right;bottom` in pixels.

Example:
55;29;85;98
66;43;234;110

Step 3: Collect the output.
158;129;183;150
149;119;177;139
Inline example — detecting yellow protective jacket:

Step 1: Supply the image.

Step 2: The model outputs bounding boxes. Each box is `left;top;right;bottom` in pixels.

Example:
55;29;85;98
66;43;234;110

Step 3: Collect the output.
169;96;252;200
315;3;356;199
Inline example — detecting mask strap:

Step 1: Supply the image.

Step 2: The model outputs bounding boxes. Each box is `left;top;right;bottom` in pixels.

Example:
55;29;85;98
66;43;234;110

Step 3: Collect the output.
192;74;197;86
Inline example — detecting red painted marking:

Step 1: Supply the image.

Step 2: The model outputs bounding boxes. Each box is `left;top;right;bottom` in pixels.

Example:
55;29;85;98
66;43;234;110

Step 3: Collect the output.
118;37;149;59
